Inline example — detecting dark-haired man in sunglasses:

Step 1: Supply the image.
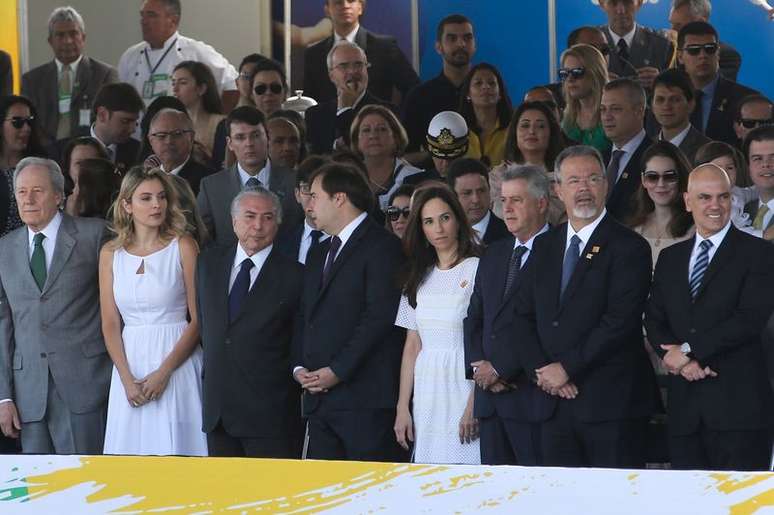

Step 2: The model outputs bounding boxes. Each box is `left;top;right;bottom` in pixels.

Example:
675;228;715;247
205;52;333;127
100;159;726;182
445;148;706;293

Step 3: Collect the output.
734;95;773;148
677;21;758;146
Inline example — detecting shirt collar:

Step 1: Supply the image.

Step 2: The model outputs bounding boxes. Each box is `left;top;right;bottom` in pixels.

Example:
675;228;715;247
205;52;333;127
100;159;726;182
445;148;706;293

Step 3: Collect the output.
303;220;330;241
472;211;491;236
608;23;637;48
693;220;731;251
237;160;270;187
28;211;63;247
146;31;180;52
334;24;360;43
614;128;646;153
55;55;83;73
233;241;272;270
335;211;368;248
701;75;719;97
661;124;692;147
567;208;607;251
516;223;550;249
89;124;116;154
163;156;190;176
761;198;774;209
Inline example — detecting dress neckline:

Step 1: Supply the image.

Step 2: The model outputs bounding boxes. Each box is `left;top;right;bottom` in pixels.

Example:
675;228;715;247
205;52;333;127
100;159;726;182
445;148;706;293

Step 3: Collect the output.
123;238;176;259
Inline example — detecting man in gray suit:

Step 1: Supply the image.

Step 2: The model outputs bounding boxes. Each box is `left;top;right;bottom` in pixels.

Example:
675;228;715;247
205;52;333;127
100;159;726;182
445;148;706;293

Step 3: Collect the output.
0;157;111;454
21;7;117;146
197;106;301;248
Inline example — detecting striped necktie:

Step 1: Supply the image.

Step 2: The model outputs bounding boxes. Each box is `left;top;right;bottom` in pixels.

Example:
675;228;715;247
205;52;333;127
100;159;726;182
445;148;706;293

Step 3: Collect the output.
689;239;712;300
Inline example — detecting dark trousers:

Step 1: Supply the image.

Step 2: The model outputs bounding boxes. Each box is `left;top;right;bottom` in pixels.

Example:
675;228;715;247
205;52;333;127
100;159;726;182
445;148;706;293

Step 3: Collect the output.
479;415;542;466
305;408;406;462
541;400;648;468
207;423;295;458
669;424;772;471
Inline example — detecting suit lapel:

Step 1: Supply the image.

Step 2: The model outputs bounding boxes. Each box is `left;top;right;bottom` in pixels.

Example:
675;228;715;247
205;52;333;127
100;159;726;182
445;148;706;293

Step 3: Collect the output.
228;165;242;196
231;248;278;324
546;227;566;314
71;57;90;103
558;217;612;314
12;228;40;293
313;217;370;305
217;245;237;325
42;215;76;294
354;27;368;52
707;78;731;130
492;237;517;319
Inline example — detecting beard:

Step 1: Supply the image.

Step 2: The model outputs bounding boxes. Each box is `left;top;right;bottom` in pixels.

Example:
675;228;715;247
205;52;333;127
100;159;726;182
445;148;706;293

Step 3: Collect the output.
571;204;600;219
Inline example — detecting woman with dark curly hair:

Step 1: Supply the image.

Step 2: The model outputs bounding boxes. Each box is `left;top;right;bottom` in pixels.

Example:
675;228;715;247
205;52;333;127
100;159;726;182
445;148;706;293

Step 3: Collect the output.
172;61;225;156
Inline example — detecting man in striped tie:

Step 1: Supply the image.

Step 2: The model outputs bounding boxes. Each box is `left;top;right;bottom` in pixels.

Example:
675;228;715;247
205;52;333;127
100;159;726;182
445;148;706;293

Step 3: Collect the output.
645;163;774;471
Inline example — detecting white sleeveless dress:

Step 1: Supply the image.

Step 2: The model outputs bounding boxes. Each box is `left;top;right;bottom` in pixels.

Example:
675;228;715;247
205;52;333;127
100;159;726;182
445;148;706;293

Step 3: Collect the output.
395;257;481;464
103;239;207;456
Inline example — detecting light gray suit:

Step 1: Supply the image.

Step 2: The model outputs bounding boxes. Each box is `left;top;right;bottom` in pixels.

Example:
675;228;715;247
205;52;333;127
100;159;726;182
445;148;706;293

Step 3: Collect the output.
0;214;111;453
21;56;117;145
196;163;301;248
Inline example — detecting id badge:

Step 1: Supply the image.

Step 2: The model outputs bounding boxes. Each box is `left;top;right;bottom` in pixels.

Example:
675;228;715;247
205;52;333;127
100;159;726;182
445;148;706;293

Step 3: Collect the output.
79;108;91;127
142;80;154;99
151;73;170;97
58;95;71;114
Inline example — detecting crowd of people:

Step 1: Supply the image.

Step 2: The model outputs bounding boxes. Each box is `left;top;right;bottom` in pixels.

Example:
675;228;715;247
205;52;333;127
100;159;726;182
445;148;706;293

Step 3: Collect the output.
1;0;774;473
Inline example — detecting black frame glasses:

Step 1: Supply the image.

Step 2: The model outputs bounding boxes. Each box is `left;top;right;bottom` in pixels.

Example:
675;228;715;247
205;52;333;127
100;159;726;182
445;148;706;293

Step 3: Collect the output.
642;170;680;185
737;118;773;130
254;83;283;95
386;206;411;222
558;67;586;81
5;116;35;129
681;43;719;56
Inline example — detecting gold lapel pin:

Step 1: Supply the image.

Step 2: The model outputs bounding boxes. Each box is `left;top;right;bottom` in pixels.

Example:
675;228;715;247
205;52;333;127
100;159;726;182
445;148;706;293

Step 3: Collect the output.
592;246;601;253
585;253;593;260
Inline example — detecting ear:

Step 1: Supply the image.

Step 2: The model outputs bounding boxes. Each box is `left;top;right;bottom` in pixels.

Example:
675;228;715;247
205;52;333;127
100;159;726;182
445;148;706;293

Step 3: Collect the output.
96;106;108;123
434;41;442;56
122;197;133;215
226;136;234;153
196;82;207;98
683;191;692;212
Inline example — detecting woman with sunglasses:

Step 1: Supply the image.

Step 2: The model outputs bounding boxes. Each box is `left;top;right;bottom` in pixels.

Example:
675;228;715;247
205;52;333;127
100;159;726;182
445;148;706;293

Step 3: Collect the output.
0;95;47;237
250;59;288;118
172;61;225;157
458;63;513;168
559;44;611;155
627;141;694;266
385;184;414;239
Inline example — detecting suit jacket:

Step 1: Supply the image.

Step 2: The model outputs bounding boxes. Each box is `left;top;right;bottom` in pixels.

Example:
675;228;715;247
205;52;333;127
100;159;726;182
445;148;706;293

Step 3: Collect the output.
464;236;554;422
677;125;711;165
196;244;303;438
0;50;11;97
744;200;774;233
176;157;214;196
21;56;118;145
512;215;661;423
305;91;395;155
645;226;774;435
718;42;742;83
605;134;652;223
275;221;304;263
0;215;111;423
292;216;404;415
603;25;674;78
197;162;301;248
481;212;510;246
699;76;758;146
302;27;419;104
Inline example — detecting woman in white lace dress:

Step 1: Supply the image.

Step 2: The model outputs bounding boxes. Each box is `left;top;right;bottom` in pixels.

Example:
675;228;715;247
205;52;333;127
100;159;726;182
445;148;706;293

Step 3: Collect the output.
394;184;482;464
100;167;206;456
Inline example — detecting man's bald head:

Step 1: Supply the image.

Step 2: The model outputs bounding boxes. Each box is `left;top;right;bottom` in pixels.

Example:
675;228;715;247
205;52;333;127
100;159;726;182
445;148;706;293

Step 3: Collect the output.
687;163;731;192
685;163;732;238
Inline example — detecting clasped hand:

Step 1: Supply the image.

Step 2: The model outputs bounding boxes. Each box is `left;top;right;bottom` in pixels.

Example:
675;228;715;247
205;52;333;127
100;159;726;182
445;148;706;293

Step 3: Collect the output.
536;362;579;399
660;344;718;381
295;366;339;394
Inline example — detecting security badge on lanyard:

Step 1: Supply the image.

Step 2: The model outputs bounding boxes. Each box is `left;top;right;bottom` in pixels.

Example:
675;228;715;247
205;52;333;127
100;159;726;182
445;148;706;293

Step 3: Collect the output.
141;38;178;99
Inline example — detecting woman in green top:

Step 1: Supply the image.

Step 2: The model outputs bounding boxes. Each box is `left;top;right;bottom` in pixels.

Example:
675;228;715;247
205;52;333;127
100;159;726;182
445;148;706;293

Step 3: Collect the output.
559;44;611;154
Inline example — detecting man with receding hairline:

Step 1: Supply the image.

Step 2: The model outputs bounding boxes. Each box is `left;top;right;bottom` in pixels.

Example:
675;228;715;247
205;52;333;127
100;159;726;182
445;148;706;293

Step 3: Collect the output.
646;163;774;471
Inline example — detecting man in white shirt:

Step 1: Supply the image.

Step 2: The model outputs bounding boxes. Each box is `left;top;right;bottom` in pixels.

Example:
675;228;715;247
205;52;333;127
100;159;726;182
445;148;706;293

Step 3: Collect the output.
86;82;145;172
118;0;238;108
743;126;774;238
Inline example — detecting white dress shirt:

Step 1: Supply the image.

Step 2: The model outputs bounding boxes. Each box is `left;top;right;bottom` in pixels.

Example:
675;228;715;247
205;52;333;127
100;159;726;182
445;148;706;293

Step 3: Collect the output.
27;211;63;272
515;224;550;267
238;160;271;189
565;208;607;255
472;211;492;241
612;129;646;183
334;24;360;43
607;24;637;49
688;221;731;279
660;123;692;148
331;211;368;261
229;242;272;292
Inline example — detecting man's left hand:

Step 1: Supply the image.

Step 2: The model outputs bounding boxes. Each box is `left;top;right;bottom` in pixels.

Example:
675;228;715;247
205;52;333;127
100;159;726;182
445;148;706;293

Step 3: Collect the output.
471;360;499;389
661;344;690;374
536;362;569;391
303;367;340;393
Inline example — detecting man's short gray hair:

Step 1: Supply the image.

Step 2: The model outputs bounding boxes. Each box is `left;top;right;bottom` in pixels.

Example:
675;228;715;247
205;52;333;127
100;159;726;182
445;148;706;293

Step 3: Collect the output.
501;164;550;200
326;40;367;71
554;145;605;182
13;157;66;197
48;6;86;37
149;108;193;131
230;187;283;225
671;0;711;19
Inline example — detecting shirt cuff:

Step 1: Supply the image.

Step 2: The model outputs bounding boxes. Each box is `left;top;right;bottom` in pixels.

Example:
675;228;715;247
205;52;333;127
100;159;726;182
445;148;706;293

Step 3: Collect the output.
0;399;12;404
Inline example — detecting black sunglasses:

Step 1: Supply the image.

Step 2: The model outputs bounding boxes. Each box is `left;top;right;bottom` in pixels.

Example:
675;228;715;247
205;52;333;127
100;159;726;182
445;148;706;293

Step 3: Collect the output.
737;118;773;130
681;43;719;56
558;67;585;81
5;116;35;129
254;82;283;95
642;170;679;185
386;206;410;222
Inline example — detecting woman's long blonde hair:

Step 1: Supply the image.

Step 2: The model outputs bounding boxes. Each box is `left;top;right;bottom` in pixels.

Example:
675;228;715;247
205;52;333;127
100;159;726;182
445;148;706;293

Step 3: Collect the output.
560;44;609;130
106;166;188;250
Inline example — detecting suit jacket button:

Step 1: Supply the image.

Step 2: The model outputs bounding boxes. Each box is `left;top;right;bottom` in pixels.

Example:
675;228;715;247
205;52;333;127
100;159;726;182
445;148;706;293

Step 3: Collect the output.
490;334;496;340
552;321;559;327
224;338;231;345
40;353;47;358
689;328;696;334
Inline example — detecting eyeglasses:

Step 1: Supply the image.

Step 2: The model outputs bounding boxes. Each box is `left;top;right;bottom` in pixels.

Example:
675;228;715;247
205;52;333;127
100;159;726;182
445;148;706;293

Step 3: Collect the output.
254;83;283;95
564;174;605;187
5;116;35;129
737;118;773;129
680;43;719;56
332;61;369;73
150;129;194;141
386;206;410;222
558;67;585;81
642;170;679;185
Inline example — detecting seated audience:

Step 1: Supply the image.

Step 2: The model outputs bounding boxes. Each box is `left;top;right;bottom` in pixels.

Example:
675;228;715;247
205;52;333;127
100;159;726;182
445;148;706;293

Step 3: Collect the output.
172;61;225;157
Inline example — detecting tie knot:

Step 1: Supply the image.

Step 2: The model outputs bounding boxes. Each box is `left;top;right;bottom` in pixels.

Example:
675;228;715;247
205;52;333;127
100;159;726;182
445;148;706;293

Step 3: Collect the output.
329;235;342;253
699;239;713;252
513;245;528;259
33;232;46;246
62;63;71;72
617;39;628;51
245;177;262;189
570;234;581;248
310;230;323;241
240;258;255;271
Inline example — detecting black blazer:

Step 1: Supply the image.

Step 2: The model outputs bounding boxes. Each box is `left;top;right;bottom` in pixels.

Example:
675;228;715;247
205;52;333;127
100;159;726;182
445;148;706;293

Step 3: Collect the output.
0;50;11;97
678;125;712;165
605;134;652;223
302;27;419;104
305;91;395;155
645;226;774;435
275;221;305;263
196;245;303;438
512;216;661;423
177;157;214;196
603;25;673;78
464;236;554;422
292;216;404;415
481;212;510;246
700;76;758;146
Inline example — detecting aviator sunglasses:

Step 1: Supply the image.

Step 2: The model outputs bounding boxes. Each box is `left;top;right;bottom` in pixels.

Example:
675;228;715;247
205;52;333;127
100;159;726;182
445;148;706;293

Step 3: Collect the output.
642;169;680;185
558;67;586;81
386;206;411;222
254;83;283;95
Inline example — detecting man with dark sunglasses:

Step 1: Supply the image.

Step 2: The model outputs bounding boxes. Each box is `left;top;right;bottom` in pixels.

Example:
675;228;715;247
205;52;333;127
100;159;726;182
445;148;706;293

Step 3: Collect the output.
677;21;758;146
734;95;773;147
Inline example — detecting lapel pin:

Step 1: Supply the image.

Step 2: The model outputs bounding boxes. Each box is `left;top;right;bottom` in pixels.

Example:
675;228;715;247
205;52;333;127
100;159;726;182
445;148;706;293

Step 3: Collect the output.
592;246;601;253
718;98;727;112
621;172;629;179
585;253;593;260
460;280;468;288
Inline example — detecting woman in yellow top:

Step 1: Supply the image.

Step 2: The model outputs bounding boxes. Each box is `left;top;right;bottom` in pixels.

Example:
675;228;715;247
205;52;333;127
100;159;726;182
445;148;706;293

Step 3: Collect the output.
171;61;225;159
458;63;512;168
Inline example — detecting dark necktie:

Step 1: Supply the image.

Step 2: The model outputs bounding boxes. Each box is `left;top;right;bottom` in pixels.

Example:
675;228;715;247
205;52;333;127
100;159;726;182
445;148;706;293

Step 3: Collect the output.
690;89;705;131
606;149;625;197
689;240;712;300
560;235;581;301
245;177;262;189
30;232;47;291
321;235;342;284
309;229;323;254
228;258;255;321
617;38;629;62
503;245;528;300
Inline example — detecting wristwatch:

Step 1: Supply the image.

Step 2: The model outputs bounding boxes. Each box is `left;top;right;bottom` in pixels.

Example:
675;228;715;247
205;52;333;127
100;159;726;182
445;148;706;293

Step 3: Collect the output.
680;342;692;354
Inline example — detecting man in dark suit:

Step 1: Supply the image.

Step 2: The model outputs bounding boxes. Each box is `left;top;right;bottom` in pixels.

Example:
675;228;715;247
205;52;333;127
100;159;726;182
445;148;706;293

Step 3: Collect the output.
0;50;12;97
302;0;418;104
293;163;404;461
198;106;300;248
601;79;653;222
650;69;710;164
678;22;758;146
598;0;673;89
197;187;303;457
743;126;774;237
645;164;774;470
447;158;509;245
148;108;213;195
464;165;553;466
305;41;394;155
22;7;117;146
734;95;773;148
512;145;660;468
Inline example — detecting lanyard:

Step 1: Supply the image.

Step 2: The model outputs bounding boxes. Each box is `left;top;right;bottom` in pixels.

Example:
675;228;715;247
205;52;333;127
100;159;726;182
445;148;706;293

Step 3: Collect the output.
144;38;178;75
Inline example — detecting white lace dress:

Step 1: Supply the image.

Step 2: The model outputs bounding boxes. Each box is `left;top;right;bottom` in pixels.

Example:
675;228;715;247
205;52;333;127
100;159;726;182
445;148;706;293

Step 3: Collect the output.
103;239;207;456
395;257;480;464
